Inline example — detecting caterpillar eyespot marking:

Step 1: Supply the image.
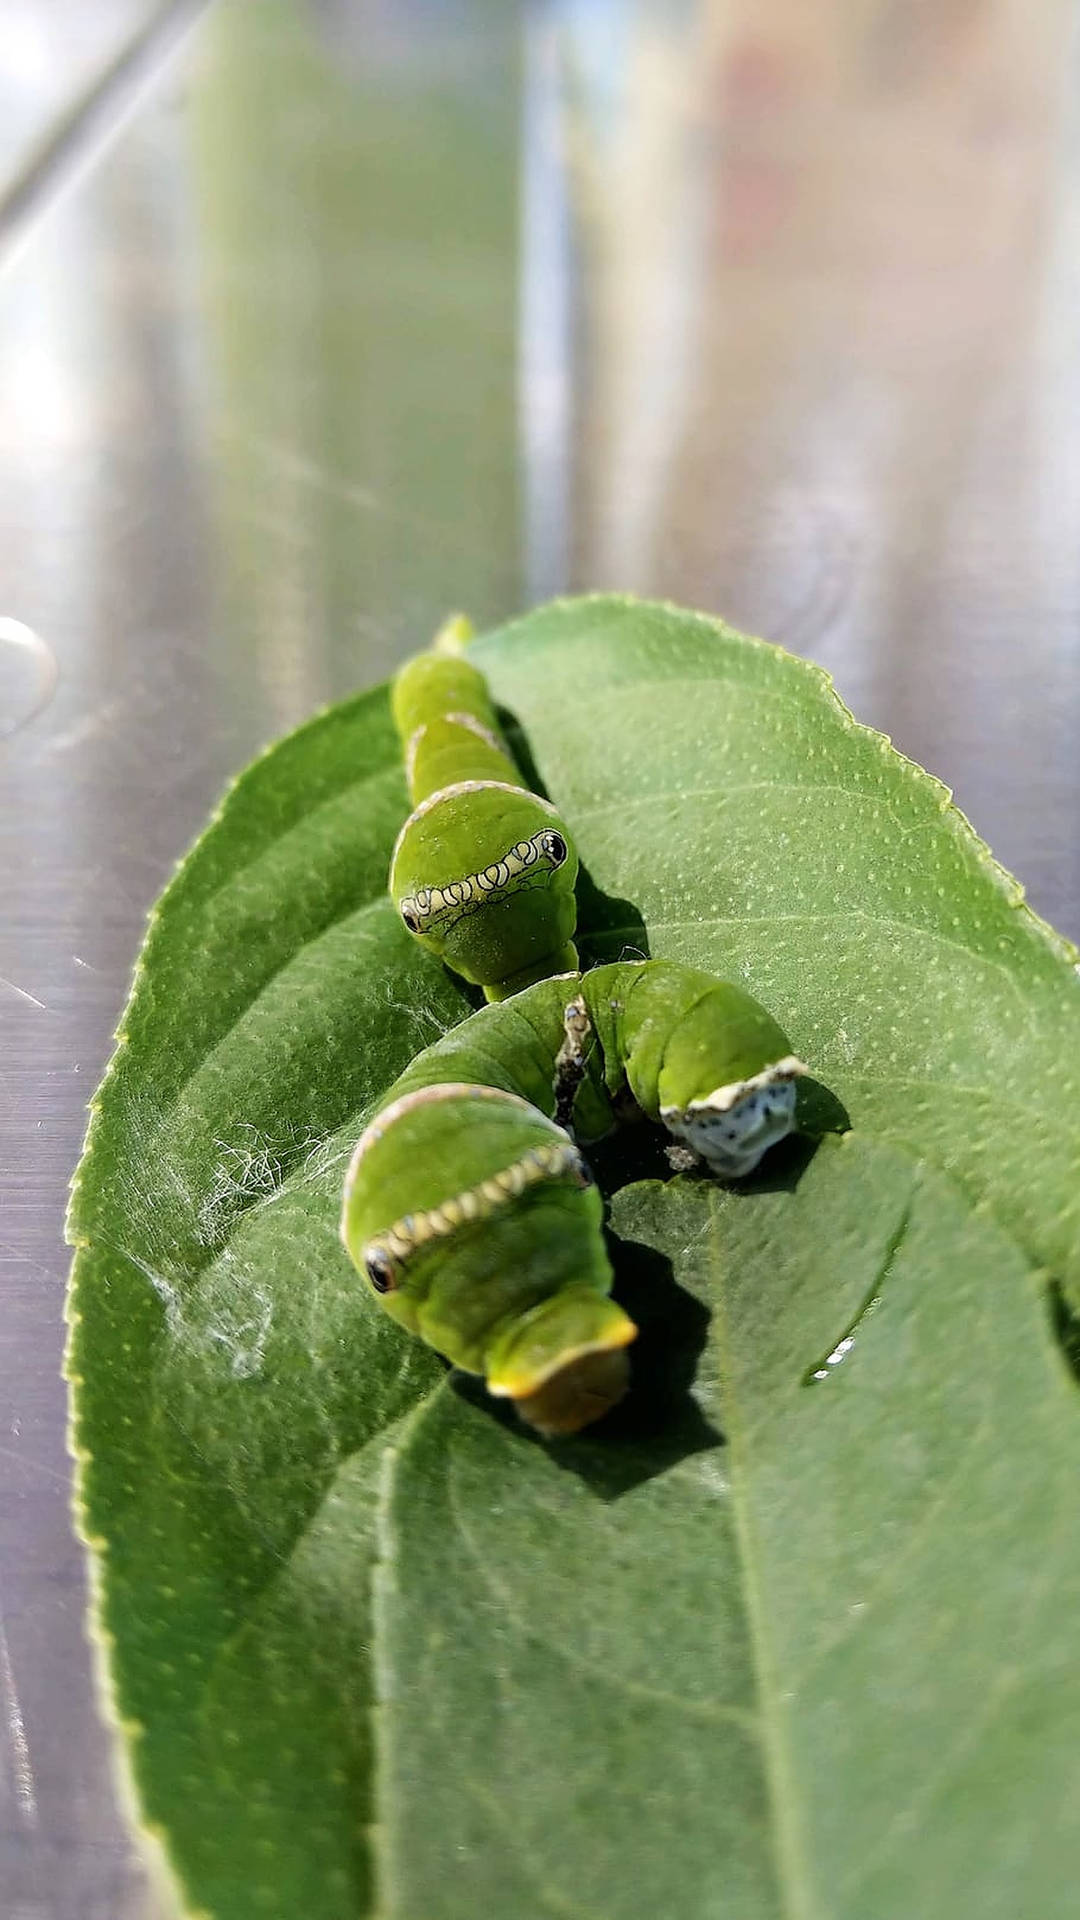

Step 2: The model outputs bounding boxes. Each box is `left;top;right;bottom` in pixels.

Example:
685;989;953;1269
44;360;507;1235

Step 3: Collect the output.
363;1246;397;1295
396;826;573;938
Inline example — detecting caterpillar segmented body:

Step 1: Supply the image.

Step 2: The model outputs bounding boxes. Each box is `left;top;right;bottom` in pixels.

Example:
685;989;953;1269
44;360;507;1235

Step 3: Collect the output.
342;960;806;1436
389;619;578;1000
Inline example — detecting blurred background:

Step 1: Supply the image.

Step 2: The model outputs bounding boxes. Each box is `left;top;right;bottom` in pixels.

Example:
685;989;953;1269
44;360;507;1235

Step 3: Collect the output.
1;1;1078;1913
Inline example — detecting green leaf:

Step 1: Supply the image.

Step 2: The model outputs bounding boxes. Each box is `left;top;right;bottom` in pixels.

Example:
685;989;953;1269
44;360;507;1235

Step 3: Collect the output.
67;596;1080;1920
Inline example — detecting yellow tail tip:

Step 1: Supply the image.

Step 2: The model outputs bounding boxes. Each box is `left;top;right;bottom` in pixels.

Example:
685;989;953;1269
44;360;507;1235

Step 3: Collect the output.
509;1345;634;1437
487;1293;638;1436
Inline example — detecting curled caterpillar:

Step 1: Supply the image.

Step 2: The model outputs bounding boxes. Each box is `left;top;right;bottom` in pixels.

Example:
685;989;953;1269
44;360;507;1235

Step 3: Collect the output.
341;960;806;1437
389;616;579;1000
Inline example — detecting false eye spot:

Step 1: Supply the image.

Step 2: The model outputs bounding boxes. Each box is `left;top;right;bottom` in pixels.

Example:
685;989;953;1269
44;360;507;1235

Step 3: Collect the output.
543;831;567;866
401;906;420;933
365;1248;397;1295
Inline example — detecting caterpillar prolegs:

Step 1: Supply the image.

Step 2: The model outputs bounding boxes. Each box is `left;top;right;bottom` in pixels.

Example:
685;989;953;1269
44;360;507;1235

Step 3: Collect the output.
388;617;579;1000
341;960;806;1436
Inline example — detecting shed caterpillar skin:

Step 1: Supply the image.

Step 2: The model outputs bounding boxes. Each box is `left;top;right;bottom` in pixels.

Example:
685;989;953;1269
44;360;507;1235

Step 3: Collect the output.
341;960;806;1436
389;616;579;1001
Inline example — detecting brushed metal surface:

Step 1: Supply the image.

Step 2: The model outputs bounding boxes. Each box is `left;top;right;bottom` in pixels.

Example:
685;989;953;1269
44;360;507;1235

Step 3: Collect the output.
0;1;160;200
1;0;1078;1914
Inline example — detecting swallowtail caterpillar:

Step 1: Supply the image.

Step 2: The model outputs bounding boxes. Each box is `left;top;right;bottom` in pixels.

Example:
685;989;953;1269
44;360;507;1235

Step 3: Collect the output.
389;616;579;1000
341;959;805;1436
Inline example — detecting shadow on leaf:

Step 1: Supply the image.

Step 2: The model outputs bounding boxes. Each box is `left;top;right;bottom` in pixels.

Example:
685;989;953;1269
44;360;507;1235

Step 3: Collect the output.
796;1075;850;1139
495;703;649;964
450;1230;723;1501
496;706;549;800
1049;1279;1080;1387
574;858;650;968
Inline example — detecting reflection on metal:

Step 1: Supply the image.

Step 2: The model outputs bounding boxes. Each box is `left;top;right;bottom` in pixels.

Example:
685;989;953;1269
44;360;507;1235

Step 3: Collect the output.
562;0;715;590
1033;2;1080;639
0;0;209;268
0;973;48;1011
521;0;716;592
515;1;1080;937
520;8;573;601
0;616;58;738
192;0;519;714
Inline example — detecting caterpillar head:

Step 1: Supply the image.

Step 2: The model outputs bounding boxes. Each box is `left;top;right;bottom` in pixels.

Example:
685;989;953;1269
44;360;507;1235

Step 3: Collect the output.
341;1083;635;1435
485;1288;636;1436
390;782;578;996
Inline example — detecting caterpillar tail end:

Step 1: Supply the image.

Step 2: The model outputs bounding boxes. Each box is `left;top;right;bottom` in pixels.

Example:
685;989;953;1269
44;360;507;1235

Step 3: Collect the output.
432;611;474;654
486;1290;637;1437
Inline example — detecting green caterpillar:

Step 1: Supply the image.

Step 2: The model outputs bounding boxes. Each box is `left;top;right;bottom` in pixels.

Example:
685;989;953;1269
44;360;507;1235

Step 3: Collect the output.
388;617;579;1000
341;960;805;1436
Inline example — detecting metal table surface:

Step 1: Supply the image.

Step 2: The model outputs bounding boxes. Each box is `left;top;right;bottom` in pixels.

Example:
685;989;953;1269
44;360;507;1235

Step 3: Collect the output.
2;3;1078;1915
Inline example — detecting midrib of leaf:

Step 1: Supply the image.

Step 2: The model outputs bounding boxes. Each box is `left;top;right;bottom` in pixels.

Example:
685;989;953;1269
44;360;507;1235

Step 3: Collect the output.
703;1184;820;1920
369;1393;429;1920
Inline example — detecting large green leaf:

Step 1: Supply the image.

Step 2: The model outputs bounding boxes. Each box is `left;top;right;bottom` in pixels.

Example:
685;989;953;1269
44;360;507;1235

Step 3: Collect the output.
67;596;1080;1920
